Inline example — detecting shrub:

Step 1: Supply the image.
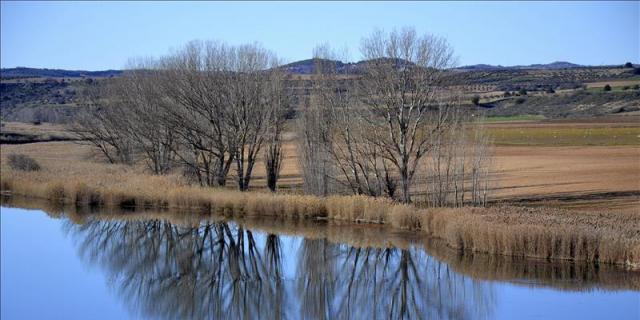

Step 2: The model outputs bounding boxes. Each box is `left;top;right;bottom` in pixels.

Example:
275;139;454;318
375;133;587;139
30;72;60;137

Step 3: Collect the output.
518;88;527;95
471;95;480;105
8;154;41;171
624;62;633;68
515;97;526;104
622;86;630;91
603;84;612;92
633;84;640;90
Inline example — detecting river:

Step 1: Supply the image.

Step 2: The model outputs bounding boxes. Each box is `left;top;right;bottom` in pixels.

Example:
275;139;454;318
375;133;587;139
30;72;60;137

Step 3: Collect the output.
1;204;638;319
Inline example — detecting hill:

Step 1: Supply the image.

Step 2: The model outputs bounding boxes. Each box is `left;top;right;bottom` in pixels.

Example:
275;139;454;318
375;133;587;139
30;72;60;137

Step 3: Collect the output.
0;67;122;79
455;61;585;72
1;61;638;123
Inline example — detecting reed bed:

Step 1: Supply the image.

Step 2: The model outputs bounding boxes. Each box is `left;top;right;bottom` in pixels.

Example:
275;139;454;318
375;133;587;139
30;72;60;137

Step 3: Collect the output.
1;155;639;269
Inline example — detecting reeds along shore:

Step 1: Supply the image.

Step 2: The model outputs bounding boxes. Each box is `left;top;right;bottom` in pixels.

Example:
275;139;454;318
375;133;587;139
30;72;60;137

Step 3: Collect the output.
1;172;639;269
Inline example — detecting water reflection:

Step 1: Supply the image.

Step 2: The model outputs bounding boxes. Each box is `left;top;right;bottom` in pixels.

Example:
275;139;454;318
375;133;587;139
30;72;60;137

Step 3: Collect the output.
2;197;638;320
64;217;495;320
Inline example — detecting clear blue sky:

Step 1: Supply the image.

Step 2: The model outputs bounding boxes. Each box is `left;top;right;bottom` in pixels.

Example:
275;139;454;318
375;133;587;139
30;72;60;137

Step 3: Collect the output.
1;1;638;70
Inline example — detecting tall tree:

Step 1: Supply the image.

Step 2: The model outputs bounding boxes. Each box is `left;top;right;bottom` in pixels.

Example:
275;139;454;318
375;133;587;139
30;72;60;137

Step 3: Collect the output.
358;27;457;203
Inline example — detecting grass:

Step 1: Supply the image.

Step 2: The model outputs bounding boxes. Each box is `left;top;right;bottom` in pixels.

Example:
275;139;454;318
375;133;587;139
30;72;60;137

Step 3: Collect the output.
484;115;546;122
488;127;640;146
586;87;639;93
1;148;639;269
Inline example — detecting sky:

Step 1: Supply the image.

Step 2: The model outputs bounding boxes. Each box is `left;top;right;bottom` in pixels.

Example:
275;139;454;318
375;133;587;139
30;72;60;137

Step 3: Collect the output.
1;1;638;70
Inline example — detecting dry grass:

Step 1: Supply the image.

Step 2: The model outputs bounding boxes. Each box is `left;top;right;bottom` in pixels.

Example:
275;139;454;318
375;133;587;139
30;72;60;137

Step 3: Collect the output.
422;206;640;268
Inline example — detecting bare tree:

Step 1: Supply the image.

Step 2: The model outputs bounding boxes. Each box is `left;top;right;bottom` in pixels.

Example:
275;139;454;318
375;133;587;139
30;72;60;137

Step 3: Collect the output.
71;80;135;165
264;68;290;192
296;95;333;196
114;59;176;174
223;44;286;191
358;27;457;203
310;44;398;198
156;41;235;186
72;59;177;174
422;105;493;207
157;41;287;191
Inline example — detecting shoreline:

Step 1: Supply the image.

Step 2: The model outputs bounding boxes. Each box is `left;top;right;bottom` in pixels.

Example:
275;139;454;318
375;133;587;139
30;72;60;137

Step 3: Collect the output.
1;171;638;270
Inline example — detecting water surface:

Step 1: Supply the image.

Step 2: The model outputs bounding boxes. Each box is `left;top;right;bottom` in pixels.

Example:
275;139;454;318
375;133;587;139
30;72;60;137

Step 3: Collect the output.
1;205;638;319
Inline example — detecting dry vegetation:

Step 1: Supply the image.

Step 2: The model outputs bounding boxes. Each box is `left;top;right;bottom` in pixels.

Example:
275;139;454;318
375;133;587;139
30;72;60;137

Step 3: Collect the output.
1;141;639;269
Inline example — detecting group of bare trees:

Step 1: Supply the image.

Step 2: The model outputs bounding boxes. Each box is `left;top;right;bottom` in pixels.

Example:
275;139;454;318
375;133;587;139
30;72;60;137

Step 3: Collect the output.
73;27;493;205
73;41;290;192
297;28;493;205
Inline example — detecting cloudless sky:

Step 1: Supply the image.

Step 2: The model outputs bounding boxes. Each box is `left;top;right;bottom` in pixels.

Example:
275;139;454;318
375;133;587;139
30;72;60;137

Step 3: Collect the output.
1;1;638;70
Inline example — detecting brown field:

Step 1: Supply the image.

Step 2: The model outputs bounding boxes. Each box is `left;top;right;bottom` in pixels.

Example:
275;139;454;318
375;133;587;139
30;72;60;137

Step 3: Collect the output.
1;121;74;138
492;146;639;210
586;79;640;88
2;118;639;212
4;139;637;212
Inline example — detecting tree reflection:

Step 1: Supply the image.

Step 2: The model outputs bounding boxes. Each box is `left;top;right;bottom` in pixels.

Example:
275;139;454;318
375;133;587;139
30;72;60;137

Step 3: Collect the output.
65;217;494;320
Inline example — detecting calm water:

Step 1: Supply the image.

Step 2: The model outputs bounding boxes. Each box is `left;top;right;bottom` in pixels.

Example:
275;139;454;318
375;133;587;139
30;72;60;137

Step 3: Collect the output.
1;205;639;320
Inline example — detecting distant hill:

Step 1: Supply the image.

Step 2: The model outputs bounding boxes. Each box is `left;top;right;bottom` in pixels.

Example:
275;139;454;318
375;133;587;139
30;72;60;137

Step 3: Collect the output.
283;59;593;74
0;67;123;79
282;57;421;75
281;59;361;74
455;61;584;72
2;61;638;124
2;61;612;78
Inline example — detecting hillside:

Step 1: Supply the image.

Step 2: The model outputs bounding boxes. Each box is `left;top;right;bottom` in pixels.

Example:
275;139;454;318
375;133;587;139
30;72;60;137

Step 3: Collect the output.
1;61;639;123
0;67;122;79
455;61;584;72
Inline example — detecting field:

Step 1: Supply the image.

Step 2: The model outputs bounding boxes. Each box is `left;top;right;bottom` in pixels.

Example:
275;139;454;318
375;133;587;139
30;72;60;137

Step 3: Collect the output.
488;126;639;146
2;117;639;211
484;115;547;122
585;79;640;89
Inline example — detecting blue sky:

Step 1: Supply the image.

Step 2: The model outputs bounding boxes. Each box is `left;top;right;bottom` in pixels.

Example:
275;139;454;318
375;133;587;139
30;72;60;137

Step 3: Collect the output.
1;1;638;70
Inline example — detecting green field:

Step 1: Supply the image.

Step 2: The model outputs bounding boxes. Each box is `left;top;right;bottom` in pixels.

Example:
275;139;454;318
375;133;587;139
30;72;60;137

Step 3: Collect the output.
488;126;640;146
484;115;546;122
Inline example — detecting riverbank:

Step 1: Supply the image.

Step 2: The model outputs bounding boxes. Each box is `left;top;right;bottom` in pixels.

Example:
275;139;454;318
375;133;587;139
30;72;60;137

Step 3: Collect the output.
1;159;639;269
